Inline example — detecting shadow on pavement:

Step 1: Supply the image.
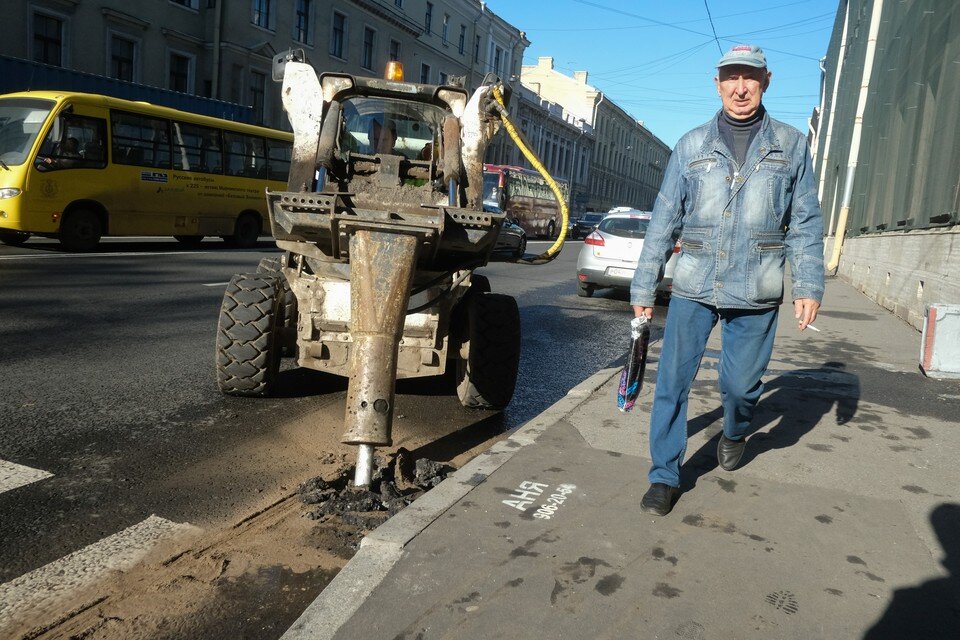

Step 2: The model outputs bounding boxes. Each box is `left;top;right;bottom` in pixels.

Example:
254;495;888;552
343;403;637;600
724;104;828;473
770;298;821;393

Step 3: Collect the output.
862;503;960;639
679;362;861;493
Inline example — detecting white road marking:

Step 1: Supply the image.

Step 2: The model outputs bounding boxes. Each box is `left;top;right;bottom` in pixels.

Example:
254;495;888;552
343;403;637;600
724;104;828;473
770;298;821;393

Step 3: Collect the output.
202;282;231;287
0;460;53;495
0;515;200;629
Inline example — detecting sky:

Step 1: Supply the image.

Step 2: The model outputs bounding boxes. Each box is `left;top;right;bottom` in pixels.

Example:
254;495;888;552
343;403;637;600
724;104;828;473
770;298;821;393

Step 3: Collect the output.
483;0;840;147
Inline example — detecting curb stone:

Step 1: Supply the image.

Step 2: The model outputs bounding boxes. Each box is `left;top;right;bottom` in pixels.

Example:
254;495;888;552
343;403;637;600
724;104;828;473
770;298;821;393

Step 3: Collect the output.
280;366;623;640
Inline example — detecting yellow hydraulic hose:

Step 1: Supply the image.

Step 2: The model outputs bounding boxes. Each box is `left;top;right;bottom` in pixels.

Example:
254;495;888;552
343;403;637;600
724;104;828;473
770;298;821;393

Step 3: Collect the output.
491;85;568;264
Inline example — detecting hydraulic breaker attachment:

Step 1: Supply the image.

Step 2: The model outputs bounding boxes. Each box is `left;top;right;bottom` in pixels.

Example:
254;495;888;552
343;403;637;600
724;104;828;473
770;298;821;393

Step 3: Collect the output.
341;230;419;486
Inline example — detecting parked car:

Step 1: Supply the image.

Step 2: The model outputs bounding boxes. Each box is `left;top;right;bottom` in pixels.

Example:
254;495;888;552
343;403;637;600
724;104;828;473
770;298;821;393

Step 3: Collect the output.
576;210;678;299
485;204;528;258
569;212;605;239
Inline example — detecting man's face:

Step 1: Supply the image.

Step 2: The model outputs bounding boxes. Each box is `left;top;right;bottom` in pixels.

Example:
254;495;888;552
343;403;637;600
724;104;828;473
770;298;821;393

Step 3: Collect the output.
715;65;771;120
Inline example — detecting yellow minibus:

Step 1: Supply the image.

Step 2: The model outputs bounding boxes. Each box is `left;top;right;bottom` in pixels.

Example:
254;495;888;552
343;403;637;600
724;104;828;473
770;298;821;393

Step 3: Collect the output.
0;91;292;251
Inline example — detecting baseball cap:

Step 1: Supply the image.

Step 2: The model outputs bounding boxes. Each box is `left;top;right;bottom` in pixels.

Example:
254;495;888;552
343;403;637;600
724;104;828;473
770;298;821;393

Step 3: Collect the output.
717;44;767;69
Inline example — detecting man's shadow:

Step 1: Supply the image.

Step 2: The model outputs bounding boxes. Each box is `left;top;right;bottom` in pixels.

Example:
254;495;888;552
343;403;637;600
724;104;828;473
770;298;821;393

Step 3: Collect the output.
862;503;960;638
679;361;860;492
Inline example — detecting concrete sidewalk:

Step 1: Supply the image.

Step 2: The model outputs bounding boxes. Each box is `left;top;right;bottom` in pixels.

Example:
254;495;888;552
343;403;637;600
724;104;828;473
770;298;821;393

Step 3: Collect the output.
285;278;960;640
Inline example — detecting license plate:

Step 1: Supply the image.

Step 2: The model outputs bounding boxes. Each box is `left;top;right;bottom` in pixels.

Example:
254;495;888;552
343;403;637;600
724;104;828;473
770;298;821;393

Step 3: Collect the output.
606;267;635;278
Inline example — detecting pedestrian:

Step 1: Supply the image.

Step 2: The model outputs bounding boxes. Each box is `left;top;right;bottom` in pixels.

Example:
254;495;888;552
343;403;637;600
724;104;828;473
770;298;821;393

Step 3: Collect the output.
630;44;825;516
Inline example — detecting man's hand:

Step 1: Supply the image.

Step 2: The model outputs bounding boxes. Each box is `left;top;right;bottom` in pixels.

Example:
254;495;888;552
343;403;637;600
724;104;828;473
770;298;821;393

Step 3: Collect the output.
633;306;654;320
794;298;820;331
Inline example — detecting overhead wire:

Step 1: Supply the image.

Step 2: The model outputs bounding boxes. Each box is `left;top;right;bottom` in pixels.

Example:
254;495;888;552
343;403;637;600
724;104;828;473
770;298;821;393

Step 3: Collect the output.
703;0;724;55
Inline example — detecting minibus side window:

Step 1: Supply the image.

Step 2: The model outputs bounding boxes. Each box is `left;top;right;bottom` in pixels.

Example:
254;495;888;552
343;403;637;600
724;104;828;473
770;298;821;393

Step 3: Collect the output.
35;114;107;171
111;111;172;169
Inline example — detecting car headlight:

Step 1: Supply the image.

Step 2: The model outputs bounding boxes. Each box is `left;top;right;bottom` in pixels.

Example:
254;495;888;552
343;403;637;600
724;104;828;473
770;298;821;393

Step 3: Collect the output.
0;188;22;199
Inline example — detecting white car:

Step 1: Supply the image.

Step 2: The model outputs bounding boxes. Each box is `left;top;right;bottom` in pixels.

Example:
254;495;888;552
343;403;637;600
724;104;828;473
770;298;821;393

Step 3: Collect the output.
575;210;678;299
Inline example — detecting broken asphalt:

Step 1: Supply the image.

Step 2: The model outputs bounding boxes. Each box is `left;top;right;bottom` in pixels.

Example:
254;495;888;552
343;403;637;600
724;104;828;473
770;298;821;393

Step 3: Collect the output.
284;277;960;640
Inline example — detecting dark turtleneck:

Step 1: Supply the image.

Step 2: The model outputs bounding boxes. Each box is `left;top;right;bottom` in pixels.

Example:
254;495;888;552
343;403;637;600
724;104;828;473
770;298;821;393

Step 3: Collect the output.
718;104;765;168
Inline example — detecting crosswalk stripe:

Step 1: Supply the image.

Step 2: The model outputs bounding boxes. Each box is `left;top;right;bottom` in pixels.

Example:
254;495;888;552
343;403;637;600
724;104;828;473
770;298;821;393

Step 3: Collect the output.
0;515;200;630
0;460;53;495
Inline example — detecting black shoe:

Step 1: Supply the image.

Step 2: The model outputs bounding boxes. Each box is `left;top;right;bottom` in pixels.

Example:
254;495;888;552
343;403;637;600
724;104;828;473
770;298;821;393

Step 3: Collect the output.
717;435;747;471
640;483;678;516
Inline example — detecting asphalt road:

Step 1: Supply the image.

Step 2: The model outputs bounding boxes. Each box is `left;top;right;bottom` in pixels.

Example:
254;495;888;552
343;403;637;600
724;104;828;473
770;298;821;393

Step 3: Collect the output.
0;236;662;597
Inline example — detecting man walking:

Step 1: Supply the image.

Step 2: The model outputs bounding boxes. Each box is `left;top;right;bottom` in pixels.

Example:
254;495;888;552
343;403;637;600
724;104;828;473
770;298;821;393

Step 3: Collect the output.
630;45;825;516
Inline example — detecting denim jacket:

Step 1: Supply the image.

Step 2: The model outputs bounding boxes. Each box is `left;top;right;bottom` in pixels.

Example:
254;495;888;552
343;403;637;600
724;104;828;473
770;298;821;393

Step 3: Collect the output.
631;110;824;309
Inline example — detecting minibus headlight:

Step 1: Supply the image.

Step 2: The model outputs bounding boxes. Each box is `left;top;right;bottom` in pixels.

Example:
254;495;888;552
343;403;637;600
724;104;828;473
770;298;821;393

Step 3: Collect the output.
0;188;21;199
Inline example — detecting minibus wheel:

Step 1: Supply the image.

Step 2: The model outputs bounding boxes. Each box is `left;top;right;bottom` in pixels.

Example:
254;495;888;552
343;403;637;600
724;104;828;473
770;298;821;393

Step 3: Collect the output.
59;210;102;252
0;230;30;246
215;273;283;397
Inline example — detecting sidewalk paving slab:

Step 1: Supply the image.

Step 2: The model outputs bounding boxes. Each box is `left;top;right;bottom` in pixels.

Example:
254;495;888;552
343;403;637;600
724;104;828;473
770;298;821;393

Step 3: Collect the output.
284;279;960;640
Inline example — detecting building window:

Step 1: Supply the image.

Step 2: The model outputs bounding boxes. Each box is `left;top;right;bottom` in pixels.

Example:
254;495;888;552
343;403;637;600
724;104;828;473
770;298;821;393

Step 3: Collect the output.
442;14;449;44
474;35;480;60
171;0;199;9
252;0;272;29
420;63;430;84
424;3;433;34
389;39;401;62
493;45;503;75
250;70;266;124
362;27;375;70
33;13;63;66
330;12;346;59
458;25;466;55
439;72;448;85
294;0;311;44
169;52;192;93
110;35;137;82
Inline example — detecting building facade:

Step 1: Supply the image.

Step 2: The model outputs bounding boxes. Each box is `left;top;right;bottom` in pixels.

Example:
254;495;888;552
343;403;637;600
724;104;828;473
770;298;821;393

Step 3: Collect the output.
501;84;594;215
520;57;669;213
4;0;528;132
814;0;959;329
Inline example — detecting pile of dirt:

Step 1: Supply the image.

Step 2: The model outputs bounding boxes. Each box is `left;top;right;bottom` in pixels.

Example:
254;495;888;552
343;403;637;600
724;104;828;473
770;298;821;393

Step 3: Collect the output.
298;448;454;533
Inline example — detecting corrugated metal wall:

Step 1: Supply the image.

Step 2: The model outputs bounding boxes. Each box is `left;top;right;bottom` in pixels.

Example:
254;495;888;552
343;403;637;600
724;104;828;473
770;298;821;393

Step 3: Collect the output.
816;0;960;237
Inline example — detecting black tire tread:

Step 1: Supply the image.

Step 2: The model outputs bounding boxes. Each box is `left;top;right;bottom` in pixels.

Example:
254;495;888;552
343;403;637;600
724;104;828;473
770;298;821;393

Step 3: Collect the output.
215;274;282;396
456;293;521;409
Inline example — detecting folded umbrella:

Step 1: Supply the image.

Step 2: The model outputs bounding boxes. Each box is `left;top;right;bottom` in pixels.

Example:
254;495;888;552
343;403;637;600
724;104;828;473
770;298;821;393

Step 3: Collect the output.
617;315;650;412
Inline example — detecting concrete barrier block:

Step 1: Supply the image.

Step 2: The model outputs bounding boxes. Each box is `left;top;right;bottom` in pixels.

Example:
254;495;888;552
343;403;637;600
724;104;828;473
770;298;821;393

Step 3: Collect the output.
920;304;960;378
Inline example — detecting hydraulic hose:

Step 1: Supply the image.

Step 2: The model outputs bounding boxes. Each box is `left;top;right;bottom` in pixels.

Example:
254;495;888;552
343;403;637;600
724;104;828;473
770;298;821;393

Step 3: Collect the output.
490;85;568;265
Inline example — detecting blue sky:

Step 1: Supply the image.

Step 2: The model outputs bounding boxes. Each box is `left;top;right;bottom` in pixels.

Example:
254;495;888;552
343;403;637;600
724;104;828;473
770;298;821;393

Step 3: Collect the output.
485;0;839;147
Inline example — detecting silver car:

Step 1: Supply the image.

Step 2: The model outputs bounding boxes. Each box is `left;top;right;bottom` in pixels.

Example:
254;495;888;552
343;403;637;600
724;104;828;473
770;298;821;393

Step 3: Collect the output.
575;210;678;298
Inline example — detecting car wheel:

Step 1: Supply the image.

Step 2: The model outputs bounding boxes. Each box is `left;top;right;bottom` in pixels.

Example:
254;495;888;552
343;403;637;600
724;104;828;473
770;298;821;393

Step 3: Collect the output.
454;293;521;409
215;273;283;397
514;236;526;258
0;230;30;246
577;281;595;298
59;209;102;252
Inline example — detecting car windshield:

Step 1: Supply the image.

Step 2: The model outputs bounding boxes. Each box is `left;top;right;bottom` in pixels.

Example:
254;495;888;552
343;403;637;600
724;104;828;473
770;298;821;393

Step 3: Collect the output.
0;98;55;166
582;214;603;223
598;217;650;239
482;172;501;204
339;96;445;161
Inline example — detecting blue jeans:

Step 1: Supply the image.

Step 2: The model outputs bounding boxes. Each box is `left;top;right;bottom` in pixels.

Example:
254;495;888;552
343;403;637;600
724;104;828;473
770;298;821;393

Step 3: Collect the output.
648;296;779;487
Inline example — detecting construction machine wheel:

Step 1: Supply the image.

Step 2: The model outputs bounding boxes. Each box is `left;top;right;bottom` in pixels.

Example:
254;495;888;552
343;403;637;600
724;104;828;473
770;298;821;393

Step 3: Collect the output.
215;273;283;397
59;209;102;252
0;230;30;246
223;212;261;248
455;292;521;409
256;255;297;356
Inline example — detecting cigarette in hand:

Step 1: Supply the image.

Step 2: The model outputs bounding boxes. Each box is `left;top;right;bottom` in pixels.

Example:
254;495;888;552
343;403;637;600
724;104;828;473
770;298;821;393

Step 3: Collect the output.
806;324;821;333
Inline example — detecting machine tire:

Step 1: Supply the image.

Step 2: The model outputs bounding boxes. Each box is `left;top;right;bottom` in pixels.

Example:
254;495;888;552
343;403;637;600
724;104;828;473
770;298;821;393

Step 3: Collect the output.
59;209;102;252
215;273;283;397
577;281;595;298
174;235;205;246
514;236;527;258
469;273;491;295
0;230;30;246
455;293;521;409
224;212;261;248
257;255;297;356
